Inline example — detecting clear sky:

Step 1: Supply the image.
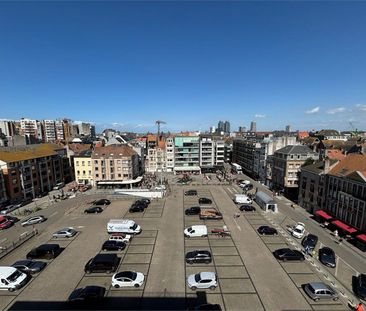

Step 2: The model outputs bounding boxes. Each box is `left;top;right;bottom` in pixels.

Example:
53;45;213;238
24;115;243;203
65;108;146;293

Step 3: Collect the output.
0;1;366;133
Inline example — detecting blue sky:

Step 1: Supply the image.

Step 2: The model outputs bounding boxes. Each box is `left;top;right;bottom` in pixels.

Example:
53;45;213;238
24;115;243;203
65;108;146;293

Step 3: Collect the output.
0;1;366;133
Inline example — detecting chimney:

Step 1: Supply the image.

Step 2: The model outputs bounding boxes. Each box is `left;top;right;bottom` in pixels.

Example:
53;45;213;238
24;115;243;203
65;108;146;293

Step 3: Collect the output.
324;157;330;173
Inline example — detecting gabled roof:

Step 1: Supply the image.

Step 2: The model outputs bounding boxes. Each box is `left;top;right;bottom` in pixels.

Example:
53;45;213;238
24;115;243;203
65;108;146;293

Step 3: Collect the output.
316;129;340;136
301;159;338;175
275;145;315;155
328;153;366;181
303;137;319;145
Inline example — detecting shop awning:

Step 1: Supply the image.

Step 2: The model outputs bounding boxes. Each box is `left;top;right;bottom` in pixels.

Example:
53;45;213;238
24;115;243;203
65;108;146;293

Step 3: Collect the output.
331;220;357;234
356;234;366;243
315;210;333;220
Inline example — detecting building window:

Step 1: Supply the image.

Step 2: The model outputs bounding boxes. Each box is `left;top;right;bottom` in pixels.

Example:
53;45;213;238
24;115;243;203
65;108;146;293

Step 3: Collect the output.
88;161;91;166
77;171;80;175
95;174;99;178
76;161;79;166
89;170;91;175
82;161;85;166
83;171;86;175
118;174;121;177
12;179;17;184
94;160;98;165
14;187;19;193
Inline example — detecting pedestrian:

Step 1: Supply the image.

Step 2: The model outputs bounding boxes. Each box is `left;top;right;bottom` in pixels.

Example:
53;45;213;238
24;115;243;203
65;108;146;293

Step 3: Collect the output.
334;230;338;237
355;302;364;311
304;245;310;256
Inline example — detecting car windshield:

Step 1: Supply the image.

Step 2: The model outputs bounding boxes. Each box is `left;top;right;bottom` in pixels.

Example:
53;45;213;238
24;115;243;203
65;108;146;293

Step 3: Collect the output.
8;269;22;282
116;271;137;280
294;228;302;233
187;227;193;233
131;224;137;230
308;285;316;294
194;274;201;282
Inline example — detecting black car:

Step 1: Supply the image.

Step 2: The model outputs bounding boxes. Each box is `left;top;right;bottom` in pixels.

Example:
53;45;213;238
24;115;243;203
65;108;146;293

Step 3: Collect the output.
273;248;305;261
318;247;336;268
139;198;151;205
68;286;106;303
257;226;278;236
5;216;20;223
27;244;61;260
354;274;366;300
185;206;201;216
93;199;111;206
85;254;120;274
243;184;254;191
239;204;256;212
301;234;318;251
133;200;149;208
102;240;126;251
185;250;212;264
199;198;212;205
185;190;197;196
129;205;145;213
12;260;47;274
84;206;103;214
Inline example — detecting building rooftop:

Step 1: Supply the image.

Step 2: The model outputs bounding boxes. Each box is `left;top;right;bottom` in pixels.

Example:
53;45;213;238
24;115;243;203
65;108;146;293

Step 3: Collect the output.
92;144;137;158
326;149;346;161
0;144;64;163
301;159;338;175
328;153;366;181
275;145;315;155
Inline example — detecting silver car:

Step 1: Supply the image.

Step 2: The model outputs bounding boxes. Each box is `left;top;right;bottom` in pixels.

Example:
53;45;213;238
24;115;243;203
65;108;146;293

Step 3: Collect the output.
304;282;338;301
21;215;47;226
53;228;77;238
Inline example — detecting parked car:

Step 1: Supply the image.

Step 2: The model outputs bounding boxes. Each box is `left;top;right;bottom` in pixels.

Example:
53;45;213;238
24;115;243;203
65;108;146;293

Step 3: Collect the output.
0;204;21;215
239;204;256;212
185;250;212;264
12;260;47;274
109;233;132;243
53;182;64;190
354;274;366;300
139;198;151;205
68;286;106;303
84;254;120;274
303;282;338;301
21;215;47;227
187;272;218;290
91;199;111;206
129;205;145;213
26;244;61;260
199;209;223;220
111;271;145;288
102;240;126;251
84;206;103;214
301;234;318;251
0;216;14;230
199;198;212;205
318;247;336;268
5;216;19;223
53;228;77;238
243;184;254;191
273;248;305;261
185;190;197;196
290;222;305;239
185;206;201;216
257;226;278;236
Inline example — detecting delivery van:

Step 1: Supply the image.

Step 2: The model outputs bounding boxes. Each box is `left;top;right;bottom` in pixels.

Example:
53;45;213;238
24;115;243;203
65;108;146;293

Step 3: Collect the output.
107;219;141;234
184;225;208;238
0;266;29;292
234;194;253;204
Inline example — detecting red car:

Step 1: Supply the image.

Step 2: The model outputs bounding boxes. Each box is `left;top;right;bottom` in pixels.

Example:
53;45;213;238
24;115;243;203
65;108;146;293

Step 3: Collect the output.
0;216;13;230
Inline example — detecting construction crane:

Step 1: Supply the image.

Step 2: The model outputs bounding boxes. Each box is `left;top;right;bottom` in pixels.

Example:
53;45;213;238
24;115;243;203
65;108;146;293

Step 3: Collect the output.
349;122;359;137
155;120;166;144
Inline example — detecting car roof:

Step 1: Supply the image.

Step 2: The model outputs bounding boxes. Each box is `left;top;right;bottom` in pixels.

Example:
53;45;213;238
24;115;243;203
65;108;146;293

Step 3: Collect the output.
13;260;32;265
37;244;59;250
191;225;207;230
308;282;330;290
200;272;215;279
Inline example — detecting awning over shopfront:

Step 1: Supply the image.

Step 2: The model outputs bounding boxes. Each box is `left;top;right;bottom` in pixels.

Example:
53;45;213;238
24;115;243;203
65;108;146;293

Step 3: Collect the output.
356;234;366;243
97;176;143;185
315;210;333;220
331;220;357;234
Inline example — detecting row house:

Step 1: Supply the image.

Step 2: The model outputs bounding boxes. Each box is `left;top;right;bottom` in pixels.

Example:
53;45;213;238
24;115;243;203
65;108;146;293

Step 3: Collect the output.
73;149;93;186
199;136;225;172
166;137;175;172
92;145;140;189
0;144;72;202
146;141;166;173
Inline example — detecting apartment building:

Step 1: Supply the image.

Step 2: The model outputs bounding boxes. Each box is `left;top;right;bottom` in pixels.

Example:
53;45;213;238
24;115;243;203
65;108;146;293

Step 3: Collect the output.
0;144;72;202
272;145;319;198
325;153;366;231
199;136;225;172
74;150;93;185
55;120;65;140
43;120;56;142
174;136;200;174
146;143;166;173
92;145;140;188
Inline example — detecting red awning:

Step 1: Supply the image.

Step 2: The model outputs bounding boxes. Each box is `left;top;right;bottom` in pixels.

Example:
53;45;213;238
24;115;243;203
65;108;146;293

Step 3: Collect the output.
315;210;333;220
356;234;366;243
331;220;357;234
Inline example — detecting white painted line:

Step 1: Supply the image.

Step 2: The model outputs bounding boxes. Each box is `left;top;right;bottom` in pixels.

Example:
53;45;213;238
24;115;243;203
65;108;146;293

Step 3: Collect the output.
77;226;85;229
49;211;58;218
0;238;7;244
20;231;28;237
227;187;233;194
233;218;242;231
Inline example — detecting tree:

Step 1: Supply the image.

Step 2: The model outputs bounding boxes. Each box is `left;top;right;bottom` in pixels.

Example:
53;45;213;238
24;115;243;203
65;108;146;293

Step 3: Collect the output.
301;158;315;167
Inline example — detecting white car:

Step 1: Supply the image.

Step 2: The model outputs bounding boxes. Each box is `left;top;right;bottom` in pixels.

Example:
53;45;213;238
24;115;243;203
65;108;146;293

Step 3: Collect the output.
291;222;305;239
187;272;218;290
53;228;77;238
111;271;144;288
21;215;47;227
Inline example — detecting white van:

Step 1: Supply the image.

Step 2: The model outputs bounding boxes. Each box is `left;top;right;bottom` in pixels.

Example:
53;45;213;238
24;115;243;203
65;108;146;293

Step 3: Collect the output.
234;194;253;204
0;266;29;291
107;219;141;234
184;225;208;238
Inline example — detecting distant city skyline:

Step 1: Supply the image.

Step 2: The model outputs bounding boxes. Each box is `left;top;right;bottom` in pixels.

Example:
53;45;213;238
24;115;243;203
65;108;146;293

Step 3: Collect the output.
1;2;366;132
